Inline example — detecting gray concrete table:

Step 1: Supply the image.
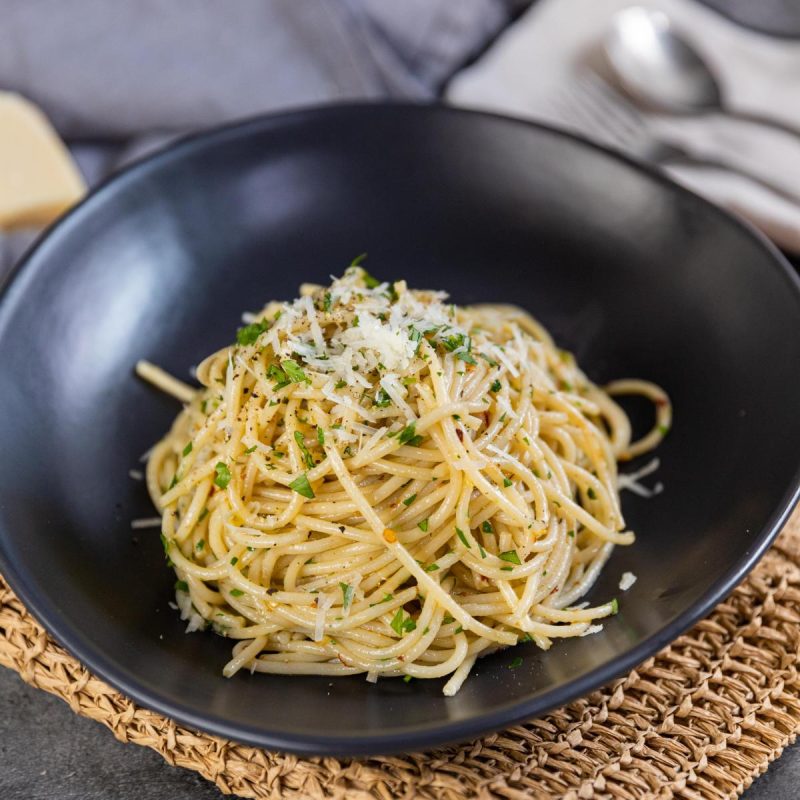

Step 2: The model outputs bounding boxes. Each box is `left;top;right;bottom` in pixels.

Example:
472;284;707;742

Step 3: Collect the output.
1;665;797;799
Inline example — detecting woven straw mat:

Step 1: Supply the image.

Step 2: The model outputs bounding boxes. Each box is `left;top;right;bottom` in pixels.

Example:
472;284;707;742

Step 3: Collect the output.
2;506;800;800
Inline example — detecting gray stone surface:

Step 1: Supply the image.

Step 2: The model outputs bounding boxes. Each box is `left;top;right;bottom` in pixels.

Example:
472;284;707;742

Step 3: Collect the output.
1;664;797;799
0;667;222;800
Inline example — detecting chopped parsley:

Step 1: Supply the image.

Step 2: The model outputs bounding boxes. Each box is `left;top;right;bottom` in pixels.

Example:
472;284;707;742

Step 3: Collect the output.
408;326;423;355
490;380;502;393
230;557;238;566
361;267;382;289
567;530;575;538
509;656;523;669
268;363;290;390
339;582;354;611
402;493;417;507
418;518;429;532
611;597;619;615
230;588;244;597
243;444;258;454
503;477;513;488
403;675;413;683
658;424;670;436
334;379;347;389
289;472;315;499
323;292;333;312
236;318;269;346
281;359;307;383
481;521;494;534
174;580;188;593
316;427;325;446
397;421;423;447
441;332;467;352
455;527;471;549
214;462;231;489
369;593;394;607
182;442;193;457
390;608;417;636
350;252;368;267
374;388;392;408
499;549;521;565
587;487;597;500
519;633;533;643
294;431;315;470
196;539;206;550
424;563;439;572
456;351;477;366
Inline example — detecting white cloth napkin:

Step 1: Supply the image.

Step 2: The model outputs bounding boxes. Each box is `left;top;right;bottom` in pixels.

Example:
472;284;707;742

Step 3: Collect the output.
446;0;800;252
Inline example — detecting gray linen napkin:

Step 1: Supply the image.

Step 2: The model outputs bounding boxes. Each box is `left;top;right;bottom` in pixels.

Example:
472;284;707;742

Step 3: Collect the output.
0;0;522;279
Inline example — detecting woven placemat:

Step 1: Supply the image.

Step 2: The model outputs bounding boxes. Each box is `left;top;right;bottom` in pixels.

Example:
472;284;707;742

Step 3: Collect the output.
2;507;799;800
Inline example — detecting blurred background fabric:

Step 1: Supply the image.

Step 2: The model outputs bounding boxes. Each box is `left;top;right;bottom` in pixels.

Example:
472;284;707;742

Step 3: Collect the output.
0;0;518;139
0;0;523;275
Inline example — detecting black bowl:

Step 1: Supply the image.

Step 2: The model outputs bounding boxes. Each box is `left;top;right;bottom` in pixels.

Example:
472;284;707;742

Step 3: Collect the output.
1;104;798;756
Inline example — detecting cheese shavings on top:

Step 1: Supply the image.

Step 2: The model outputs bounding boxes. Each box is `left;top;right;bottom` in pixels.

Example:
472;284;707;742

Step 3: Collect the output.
242;266;472;389
618;572;637;591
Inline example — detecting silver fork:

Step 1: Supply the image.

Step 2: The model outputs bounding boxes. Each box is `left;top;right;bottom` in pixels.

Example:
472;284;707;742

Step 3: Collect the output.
551;72;800;202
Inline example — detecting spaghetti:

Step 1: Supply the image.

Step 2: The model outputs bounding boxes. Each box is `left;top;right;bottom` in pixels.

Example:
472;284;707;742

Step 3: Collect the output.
138;265;670;695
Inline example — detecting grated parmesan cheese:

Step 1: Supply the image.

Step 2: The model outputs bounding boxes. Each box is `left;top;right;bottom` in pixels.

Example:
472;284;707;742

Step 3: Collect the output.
314;592;335;642
619;572;637;591
246;267;471;391
618;458;663;497
176;586;206;633
130;517;162;529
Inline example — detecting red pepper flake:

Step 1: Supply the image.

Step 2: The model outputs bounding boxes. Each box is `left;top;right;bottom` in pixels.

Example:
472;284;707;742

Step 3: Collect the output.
383;528;397;543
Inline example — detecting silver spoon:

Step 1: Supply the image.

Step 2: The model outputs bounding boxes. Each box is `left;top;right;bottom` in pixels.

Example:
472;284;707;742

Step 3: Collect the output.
603;6;800;138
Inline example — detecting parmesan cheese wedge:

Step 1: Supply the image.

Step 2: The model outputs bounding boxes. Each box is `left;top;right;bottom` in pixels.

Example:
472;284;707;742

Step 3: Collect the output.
0;93;86;230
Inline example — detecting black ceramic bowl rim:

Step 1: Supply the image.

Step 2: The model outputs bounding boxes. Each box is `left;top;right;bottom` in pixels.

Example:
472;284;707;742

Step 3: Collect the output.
1;102;799;756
